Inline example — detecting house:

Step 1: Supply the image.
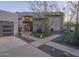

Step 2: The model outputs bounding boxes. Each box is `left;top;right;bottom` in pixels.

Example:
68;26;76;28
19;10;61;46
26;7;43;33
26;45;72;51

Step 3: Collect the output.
0;10;64;36
16;12;64;33
0;10;18;36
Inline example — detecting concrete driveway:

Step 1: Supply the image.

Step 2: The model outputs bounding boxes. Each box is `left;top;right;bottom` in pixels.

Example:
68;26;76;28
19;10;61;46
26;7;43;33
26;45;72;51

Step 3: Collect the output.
0;36;51;57
0;36;26;52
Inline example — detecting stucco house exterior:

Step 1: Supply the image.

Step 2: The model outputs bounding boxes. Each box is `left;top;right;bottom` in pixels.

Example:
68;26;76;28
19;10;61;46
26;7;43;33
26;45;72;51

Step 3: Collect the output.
0;10;18;36
16;12;64;33
0;10;64;36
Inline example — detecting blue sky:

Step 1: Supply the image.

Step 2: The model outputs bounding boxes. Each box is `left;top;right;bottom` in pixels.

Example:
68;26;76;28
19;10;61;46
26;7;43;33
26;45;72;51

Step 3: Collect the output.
0;1;67;12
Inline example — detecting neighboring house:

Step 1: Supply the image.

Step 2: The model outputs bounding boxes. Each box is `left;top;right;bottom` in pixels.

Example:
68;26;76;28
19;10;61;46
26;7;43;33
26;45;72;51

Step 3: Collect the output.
0;10;18;36
16;12;64;33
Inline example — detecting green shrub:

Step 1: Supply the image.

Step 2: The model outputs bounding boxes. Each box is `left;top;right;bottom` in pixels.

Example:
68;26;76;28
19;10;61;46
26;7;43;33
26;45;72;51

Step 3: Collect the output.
37;28;41;32
33;30;53;38
51;28;54;32
61;31;79;46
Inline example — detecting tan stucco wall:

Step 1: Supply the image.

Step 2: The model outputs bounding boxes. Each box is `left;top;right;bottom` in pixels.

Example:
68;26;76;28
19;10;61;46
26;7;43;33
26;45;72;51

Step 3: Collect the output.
33;15;63;32
48;16;63;31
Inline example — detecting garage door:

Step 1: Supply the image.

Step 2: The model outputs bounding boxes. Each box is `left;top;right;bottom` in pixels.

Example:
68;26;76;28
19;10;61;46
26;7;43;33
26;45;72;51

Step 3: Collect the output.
0;21;14;36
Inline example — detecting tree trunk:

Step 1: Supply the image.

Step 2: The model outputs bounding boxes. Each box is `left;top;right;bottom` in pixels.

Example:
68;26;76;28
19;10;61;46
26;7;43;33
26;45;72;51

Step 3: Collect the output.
75;1;79;31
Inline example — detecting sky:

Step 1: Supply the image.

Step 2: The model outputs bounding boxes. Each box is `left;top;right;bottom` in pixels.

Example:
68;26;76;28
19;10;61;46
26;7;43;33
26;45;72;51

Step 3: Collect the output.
0;1;31;12
0;1;67;12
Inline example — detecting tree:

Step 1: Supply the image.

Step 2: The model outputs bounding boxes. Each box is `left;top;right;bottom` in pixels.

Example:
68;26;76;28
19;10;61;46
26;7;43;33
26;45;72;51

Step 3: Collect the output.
62;1;79;31
61;1;79;46
67;1;79;31
75;1;79;31
27;1;60;31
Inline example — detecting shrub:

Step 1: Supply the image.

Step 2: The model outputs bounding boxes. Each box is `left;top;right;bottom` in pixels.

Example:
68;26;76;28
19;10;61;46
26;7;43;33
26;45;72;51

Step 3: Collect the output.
33;30;52;38
37;28;41;32
61;31;79;46
51;28;54;32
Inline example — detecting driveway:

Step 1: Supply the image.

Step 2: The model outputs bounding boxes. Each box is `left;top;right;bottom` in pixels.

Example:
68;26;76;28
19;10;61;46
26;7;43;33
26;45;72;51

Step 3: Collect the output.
0;36;26;52
0;36;51;57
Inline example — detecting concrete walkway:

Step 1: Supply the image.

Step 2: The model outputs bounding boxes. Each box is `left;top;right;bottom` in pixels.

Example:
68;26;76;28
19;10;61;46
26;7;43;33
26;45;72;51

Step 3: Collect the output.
29;36;41;41
30;34;61;47
46;41;79;57
21;33;40;41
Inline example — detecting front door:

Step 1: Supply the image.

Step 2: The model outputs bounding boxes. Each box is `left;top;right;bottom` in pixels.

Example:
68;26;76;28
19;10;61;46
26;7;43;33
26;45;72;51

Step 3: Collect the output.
24;22;32;32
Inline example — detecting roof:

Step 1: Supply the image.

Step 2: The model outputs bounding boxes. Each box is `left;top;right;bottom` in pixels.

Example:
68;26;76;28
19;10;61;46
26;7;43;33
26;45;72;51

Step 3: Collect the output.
16;12;64;18
0;10;15;14
0;10;18;17
45;12;64;16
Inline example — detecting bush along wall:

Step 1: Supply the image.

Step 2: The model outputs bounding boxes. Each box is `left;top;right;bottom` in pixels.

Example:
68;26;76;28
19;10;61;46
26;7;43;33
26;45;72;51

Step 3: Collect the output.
61;30;79;46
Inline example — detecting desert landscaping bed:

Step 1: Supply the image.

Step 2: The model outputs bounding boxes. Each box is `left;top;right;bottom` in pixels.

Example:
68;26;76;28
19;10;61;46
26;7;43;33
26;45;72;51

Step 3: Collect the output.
17;35;35;43
32;32;53;39
38;44;75;57
32;31;62;39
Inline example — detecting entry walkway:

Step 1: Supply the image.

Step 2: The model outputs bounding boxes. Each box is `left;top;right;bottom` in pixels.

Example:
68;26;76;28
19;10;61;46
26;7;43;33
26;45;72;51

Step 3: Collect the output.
30;34;61;47
29;34;79;57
